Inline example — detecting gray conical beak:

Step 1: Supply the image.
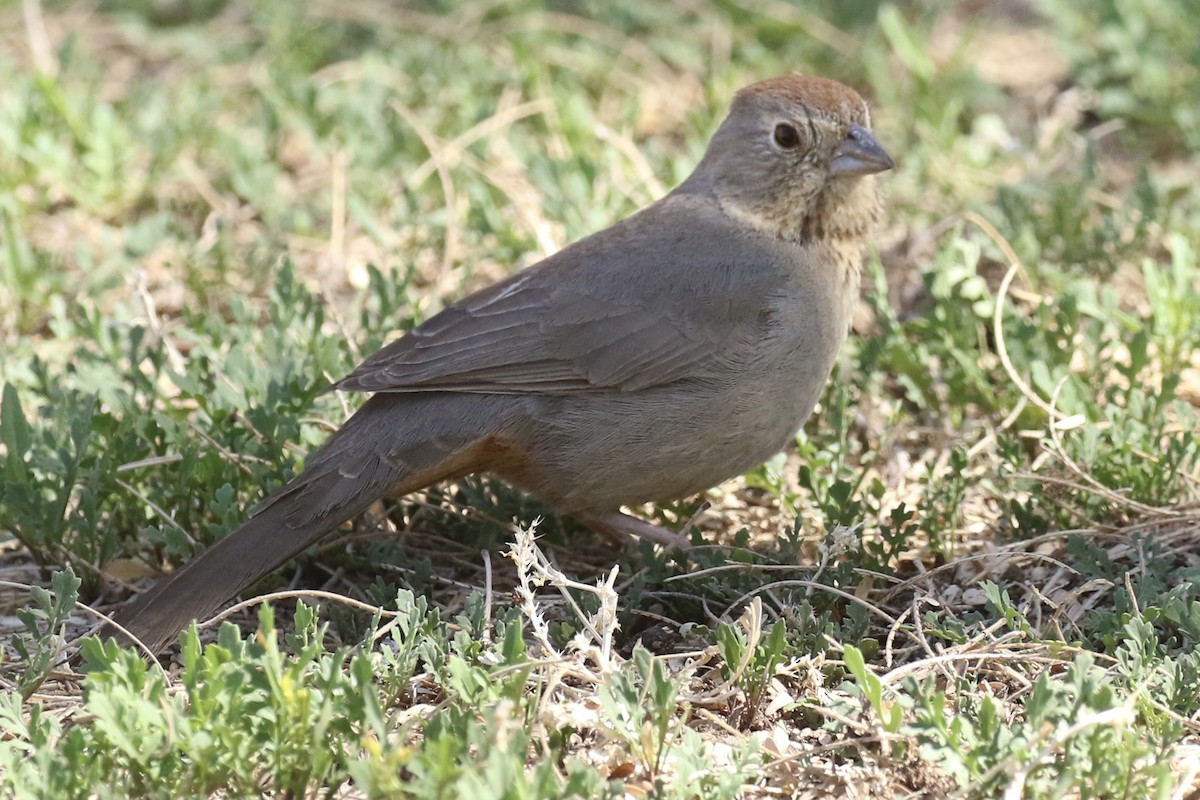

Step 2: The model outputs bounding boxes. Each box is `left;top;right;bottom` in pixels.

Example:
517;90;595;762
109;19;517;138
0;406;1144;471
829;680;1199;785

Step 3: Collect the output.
829;123;895;177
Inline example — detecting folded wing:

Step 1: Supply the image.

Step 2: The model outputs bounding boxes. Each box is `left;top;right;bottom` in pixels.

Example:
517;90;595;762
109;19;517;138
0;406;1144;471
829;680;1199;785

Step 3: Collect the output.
336;201;785;396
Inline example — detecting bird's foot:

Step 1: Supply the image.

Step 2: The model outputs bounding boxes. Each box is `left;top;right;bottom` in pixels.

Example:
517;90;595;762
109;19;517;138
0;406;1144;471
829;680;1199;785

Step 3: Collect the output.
580;511;692;550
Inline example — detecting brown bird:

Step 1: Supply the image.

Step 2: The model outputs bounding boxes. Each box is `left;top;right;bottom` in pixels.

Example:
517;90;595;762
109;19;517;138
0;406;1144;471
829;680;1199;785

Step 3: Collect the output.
107;74;893;653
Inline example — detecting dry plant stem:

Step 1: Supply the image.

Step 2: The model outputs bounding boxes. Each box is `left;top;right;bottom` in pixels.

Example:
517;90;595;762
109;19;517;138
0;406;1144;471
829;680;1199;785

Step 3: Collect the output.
7;583;173;680
882;549;1083;600
594;122;667;203
142;587;407;640
881;647;1063;686
908;595;939;662
105;584;416;650
297;417;342;434
967;393;1029;460
808;523;858;588
680;597;765;706
22;0;55;76
457;149;561;255
132;269;187;375
481;546;493;643
669;562;902;588
725;579;899;629
1044;374;1180;518
388;99;461;281
963;211;1065;424
408;99;552;188
507;521;620;678
763;734;893;772
990;707;1137;800
229;411;273;449
690;706;746;739
483;12;676;83
761;586;789;624
883;605;913;670
188;423;264;475
116;454;185;472
114;478;194;543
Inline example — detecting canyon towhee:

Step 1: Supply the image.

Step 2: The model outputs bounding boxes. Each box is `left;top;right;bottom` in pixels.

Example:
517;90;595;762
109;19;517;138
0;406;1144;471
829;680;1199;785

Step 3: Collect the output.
107;74;894;653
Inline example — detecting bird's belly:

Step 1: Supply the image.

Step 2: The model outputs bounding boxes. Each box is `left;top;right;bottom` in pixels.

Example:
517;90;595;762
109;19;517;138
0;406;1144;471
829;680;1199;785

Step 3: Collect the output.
503;362;832;512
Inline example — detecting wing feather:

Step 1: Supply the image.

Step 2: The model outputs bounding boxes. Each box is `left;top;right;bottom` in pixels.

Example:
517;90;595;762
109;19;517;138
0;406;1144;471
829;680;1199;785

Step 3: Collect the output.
335;198;789;396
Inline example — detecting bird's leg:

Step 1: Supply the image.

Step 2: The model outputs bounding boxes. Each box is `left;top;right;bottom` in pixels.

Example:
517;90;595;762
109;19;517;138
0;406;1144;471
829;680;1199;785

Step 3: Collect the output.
579;511;692;549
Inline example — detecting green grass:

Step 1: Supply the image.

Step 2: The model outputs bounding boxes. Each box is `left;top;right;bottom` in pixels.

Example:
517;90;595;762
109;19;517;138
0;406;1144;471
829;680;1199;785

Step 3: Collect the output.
3;0;1200;797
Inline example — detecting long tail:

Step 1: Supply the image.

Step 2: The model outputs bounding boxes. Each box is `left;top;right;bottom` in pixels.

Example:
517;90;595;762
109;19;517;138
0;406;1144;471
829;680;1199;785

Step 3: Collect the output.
105;392;517;654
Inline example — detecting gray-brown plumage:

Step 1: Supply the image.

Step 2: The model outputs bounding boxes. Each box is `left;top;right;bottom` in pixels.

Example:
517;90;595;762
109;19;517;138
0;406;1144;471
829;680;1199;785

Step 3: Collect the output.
107;75;893;653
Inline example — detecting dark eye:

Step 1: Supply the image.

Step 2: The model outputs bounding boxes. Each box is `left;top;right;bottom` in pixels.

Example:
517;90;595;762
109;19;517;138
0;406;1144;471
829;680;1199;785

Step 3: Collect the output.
773;123;801;149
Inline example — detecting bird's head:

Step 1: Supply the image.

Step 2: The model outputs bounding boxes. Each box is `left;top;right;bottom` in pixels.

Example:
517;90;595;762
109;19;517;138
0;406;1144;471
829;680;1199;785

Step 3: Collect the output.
688;74;894;243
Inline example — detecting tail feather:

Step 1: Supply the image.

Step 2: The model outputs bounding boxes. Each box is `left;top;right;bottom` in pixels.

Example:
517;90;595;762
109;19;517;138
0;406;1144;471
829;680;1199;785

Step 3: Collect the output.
106;393;511;653
106;476;379;654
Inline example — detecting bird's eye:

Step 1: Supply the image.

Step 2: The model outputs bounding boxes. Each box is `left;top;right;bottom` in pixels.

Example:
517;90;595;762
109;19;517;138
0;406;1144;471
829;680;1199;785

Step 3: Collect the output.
773;123;801;149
